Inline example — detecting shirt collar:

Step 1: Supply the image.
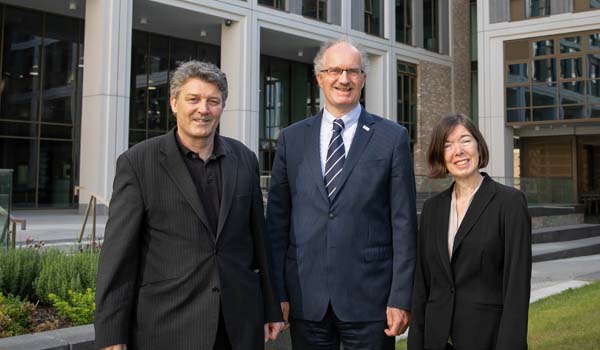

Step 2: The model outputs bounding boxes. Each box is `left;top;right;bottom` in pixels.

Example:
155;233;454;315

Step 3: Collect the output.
174;129;225;161
322;103;361;130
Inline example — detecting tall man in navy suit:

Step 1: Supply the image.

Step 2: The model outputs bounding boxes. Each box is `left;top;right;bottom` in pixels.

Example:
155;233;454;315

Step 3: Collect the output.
266;38;418;349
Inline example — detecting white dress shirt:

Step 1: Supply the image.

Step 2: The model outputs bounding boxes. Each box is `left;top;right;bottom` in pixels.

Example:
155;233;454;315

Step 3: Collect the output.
319;104;361;176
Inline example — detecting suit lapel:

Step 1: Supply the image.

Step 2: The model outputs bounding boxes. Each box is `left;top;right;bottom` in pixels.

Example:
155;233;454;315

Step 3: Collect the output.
305;112;330;203
159;130;213;240
216;138;237;240
436;187;454;279
451;175;496;256
329;109;375;203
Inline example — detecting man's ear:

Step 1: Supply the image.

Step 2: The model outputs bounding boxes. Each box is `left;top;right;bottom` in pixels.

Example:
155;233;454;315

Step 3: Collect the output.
169;96;178;114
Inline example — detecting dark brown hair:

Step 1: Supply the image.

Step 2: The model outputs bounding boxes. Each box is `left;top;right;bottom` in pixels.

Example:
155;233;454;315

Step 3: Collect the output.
427;114;489;178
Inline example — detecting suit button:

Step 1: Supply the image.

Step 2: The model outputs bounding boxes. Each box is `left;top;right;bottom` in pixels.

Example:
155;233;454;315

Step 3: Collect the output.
450;288;455;294
329;213;335;219
212;287;220;293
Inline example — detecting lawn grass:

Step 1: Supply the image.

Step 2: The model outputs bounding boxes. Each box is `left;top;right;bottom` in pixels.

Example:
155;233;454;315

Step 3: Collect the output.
395;281;600;350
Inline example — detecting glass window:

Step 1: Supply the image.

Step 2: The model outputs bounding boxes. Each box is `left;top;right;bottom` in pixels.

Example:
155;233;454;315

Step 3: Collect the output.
561;105;586;119
533;39;554;56
588;79;600;104
37;140;73;207
531;83;557;106
258;0;285;10
589;33;600;51
303;0;328;21
506;86;530;108
591;0;600;9
423;0;438;51
507;109;530;122
365;0;382;37
395;0;412;45
532;107;558;121
560;58;583;79
526;0;550;18
560;81;586;105
532;58;556;82
0;138;37;206
508;63;528;83
560;36;582;54
397;62;417;145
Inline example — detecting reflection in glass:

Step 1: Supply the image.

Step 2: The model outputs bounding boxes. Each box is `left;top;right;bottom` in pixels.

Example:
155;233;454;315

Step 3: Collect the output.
507;63;528;83
591;1;600;10
531;83;557;106
532;58;556;82
0;138;37;206
526;0;550;18
561;105;586;119
303;0;328;21
560;36;581;53
532;107;558;121
507;109;530;122
533;39;553;56
423;0;438;51
560;58;583;79
588;54;600;79
395;0;412;44
588;79;600;104
560;81;585;105
148;36;169;131
589;33;600;50
506;86;530;108
41;125;72;139
37;141;72;207
0;121;37;137
0;7;43;122
589;104;600;118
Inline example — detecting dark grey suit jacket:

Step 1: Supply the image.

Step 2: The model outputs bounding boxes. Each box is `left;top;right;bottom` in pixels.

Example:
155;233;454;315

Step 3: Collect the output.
408;174;532;350
267;108;417;322
95;130;281;350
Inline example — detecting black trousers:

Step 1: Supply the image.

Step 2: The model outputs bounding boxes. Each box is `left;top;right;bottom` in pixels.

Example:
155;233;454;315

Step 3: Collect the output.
290;304;395;350
213;304;232;350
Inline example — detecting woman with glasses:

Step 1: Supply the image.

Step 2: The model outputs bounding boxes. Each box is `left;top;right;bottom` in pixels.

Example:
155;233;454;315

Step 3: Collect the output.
407;114;532;350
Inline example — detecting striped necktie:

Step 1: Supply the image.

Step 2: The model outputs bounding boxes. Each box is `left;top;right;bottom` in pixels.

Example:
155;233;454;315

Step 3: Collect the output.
324;119;345;199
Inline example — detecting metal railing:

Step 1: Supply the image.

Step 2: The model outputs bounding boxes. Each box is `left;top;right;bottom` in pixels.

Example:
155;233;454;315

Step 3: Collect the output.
75;186;109;249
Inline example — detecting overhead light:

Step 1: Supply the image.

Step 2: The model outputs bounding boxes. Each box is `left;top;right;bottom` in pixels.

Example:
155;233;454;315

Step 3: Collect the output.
140;17;148;25
148;86;156;90
69;1;77;10
297;49;304;57
200;29;207;37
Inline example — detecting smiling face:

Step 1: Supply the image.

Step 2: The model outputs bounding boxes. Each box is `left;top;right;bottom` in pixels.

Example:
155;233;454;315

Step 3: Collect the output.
170;77;224;145
316;43;366;117
444;124;480;181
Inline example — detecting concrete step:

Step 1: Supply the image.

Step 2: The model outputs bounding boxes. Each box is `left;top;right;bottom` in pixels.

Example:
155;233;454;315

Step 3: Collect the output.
533;236;600;263
532;223;600;244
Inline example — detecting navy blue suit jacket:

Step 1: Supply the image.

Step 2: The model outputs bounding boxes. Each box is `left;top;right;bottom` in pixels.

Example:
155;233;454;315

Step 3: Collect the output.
267;108;417;322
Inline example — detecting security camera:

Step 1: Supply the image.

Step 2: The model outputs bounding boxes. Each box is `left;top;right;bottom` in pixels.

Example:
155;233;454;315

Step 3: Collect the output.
224;19;232;26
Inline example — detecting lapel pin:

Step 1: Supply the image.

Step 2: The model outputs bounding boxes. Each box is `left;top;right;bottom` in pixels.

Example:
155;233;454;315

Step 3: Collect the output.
362;125;370;132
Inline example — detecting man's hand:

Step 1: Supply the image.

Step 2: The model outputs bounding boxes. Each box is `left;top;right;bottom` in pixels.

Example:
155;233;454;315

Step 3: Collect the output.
101;345;127;350
280;301;290;330
264;322;285;342
384;307;410;336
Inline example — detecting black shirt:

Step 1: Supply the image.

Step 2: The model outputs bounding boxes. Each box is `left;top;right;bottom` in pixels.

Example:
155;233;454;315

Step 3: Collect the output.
175;131;225;236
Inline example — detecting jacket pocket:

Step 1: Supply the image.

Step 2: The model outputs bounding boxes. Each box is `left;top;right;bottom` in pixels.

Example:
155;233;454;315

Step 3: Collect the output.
363;245;393;262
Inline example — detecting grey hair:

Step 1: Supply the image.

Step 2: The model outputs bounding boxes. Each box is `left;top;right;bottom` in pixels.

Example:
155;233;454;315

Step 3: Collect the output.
169;60;228;101
313;38;369;76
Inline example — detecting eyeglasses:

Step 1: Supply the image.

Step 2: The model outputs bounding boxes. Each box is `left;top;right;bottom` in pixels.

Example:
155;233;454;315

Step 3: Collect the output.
319;68;364;78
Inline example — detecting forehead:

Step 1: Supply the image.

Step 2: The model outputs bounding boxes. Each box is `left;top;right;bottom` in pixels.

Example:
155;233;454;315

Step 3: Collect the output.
446;124;473;141
323;43;362;67
180;77;221;96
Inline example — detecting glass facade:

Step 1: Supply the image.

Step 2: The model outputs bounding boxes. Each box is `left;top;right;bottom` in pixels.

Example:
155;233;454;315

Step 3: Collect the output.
511;0;550;21
505;30;600;124
259;56;319;174
397;62;417;146
258;0;286;10
423;0;438;52
364;0;383;37
395;0;412;45
129;31;220;147
0;5;84;208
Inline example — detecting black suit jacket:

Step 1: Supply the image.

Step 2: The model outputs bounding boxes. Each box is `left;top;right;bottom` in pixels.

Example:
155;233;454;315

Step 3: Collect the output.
267;108;417;322
408;174;532;350
95;130;281;350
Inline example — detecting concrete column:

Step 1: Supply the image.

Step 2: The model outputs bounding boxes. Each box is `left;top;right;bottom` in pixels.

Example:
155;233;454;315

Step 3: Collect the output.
79;0;132;210
220;16;260;153
365;53;387;117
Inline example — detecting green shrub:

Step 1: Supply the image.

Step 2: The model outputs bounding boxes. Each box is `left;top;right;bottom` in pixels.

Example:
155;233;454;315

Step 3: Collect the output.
48;288;95;326
34;249;99;304
0;249;40;298
0;293;35;337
